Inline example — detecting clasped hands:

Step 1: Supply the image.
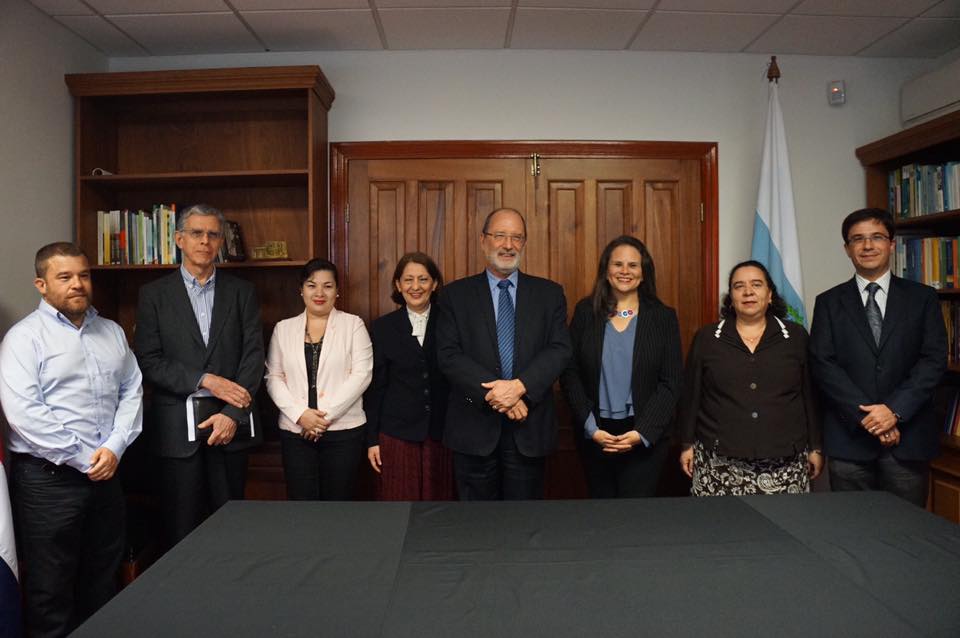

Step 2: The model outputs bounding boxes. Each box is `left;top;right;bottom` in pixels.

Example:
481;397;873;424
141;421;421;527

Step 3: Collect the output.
481;379;527;421
297;408;331;441
593;429;642;454
859;403;900;447
198;373;252;446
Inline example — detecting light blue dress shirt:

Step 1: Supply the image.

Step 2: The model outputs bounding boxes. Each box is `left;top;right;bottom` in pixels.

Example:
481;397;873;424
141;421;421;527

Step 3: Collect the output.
485;268;519;323
181;264;216;346
584;318;649;447
0;300;143;472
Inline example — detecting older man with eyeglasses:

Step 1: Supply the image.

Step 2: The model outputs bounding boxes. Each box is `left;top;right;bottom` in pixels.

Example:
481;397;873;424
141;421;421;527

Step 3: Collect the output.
436;208;571;500
809;207;946;507
134;203;264;546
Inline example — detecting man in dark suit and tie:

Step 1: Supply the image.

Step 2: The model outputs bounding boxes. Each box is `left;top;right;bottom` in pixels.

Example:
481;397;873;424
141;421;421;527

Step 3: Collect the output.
809;207;946;507
436;208;571;500
135;204;264;545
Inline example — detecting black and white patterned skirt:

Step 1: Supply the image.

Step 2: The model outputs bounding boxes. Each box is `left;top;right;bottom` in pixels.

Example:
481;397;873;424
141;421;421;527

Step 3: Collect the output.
691;440;810;496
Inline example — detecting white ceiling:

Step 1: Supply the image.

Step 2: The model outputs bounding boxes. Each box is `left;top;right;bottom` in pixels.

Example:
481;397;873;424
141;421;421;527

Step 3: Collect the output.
28;0;960;57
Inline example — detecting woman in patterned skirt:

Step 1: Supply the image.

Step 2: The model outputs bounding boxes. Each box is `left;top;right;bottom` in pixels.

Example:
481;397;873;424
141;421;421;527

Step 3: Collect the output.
677;260;823;495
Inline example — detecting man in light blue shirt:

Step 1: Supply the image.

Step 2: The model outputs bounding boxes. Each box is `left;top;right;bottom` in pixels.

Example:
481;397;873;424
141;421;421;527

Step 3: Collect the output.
0;242;142;637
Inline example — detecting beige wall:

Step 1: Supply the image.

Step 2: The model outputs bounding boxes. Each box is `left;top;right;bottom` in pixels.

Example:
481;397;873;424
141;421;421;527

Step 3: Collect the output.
0;0;106;332
111;49;934;319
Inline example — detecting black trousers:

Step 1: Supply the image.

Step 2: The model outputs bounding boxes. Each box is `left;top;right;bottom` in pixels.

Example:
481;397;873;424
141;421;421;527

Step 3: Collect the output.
828;451;929;508
159;446;248;548
279;427;365;500
578;417;669;498
10;453;125;638
454;423;546;500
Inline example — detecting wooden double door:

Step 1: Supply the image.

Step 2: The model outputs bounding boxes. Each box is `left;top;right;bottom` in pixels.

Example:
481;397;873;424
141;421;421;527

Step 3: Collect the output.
331;141;718;496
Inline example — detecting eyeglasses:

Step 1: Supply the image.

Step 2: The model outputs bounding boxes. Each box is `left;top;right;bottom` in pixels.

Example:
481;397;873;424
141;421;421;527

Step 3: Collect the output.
847;233;890;246
483;232;526;246
180;229;223;241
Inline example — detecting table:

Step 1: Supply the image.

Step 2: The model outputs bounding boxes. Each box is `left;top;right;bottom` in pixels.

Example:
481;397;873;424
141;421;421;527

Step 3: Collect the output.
74;492;960;637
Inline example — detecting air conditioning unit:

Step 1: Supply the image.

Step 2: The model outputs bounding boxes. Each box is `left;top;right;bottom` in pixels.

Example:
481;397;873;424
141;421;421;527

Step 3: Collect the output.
901;57;960;125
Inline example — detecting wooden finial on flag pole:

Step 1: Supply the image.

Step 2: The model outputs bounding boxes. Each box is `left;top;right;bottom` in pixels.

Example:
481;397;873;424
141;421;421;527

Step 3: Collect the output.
767;56;781;83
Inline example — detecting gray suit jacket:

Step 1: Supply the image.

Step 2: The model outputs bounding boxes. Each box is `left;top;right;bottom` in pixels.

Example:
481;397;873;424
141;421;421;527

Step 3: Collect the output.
134;270;265;458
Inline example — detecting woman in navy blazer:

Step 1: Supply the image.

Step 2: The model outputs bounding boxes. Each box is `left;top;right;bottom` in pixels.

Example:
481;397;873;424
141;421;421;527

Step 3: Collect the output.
561;236;683;498
364;252;454;500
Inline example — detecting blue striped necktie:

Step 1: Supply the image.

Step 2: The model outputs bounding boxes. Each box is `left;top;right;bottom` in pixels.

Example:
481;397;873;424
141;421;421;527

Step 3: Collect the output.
496;279;515;379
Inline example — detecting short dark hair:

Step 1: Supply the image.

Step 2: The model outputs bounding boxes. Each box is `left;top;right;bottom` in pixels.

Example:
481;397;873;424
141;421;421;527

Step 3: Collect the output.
591;235;659;319
299;258;338;288
35;242;86;277
720;259;788;320
842;208;895;243
390;252;443;305
481;208;527;238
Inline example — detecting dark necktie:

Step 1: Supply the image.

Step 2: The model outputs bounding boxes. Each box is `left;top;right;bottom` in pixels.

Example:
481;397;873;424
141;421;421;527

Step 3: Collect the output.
865;282;882;345
496;279;515;379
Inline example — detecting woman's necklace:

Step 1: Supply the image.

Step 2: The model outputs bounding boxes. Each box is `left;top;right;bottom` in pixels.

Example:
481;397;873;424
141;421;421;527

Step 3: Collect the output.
737;322;765;346
305;326;323;386
610;307;636;318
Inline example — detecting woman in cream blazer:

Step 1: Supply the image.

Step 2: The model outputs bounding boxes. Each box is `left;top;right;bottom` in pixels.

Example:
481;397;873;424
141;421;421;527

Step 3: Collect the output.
265;259;372;500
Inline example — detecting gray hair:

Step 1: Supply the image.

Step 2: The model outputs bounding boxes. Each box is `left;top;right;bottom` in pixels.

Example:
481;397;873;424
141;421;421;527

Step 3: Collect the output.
176;203;225;232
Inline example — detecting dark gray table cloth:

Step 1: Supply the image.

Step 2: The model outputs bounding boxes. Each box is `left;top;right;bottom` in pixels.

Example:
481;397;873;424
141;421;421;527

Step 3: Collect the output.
74;492;960;638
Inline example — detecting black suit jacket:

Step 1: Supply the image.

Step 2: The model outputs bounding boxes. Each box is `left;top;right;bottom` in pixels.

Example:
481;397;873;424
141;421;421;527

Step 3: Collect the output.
561;296;682;445
809;275;946;462
134;270;265;458
436;271;571;458
364;306;448;447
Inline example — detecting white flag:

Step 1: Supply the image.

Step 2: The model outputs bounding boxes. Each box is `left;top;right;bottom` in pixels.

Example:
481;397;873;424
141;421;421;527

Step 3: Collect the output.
0;459;20;636
0;462;15;581
751;81;806;325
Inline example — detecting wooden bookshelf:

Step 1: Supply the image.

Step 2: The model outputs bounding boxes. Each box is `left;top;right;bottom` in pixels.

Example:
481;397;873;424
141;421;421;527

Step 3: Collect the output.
856;110;960;523
66;65;332;324
65;68;335;559
890;208;960;230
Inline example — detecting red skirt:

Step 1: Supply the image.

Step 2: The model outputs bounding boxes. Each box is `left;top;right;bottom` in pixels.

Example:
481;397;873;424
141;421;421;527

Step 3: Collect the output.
376;432;455;501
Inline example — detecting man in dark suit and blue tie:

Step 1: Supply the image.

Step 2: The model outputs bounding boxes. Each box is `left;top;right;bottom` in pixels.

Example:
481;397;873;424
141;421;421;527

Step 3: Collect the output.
809;208;946;507
437;208;571;500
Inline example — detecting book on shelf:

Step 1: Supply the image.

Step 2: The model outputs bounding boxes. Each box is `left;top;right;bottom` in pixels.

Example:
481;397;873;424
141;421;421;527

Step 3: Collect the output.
95;204;179;265
940;298;960;369
893;236;960;289
889;161;960;218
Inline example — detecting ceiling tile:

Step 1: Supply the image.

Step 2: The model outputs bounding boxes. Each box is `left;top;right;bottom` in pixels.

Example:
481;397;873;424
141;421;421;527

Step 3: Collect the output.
632;11;778;52
242;10;383;50
859;17;960;56
519;0;654;8
55;15;146;55
378;0;510;6
232;0;368;9
379;8;510;49
88;0;229;13
511;8;645;49
28;0;93;15
747;14;906;55
792;0;939;18
656;0;795;13
923;0;960;17
108;12;263;55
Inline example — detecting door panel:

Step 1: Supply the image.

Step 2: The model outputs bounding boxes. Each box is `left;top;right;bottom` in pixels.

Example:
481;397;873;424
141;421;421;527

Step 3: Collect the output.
346;158;527;321
535;157;702;352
